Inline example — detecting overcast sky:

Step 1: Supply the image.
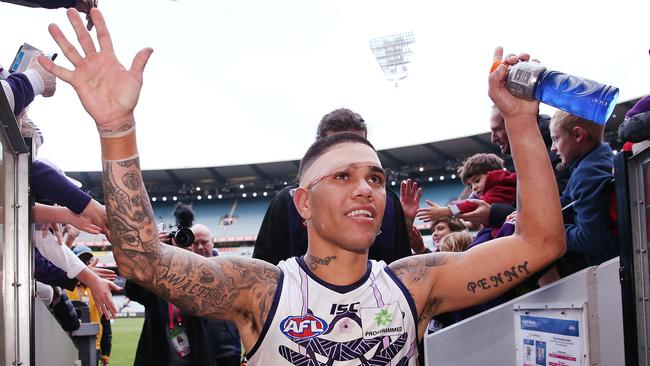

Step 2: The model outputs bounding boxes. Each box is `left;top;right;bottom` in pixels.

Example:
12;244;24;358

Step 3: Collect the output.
1;0;648;172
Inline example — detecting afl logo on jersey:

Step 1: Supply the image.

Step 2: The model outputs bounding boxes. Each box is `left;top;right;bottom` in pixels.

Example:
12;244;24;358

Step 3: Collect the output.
280;315;329;339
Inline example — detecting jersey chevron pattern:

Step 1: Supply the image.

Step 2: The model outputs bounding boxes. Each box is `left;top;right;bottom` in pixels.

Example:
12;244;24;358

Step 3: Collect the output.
247;257;418;365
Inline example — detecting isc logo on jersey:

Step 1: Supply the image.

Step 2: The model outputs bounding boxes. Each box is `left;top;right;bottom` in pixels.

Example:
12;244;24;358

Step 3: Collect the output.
280;315;329;339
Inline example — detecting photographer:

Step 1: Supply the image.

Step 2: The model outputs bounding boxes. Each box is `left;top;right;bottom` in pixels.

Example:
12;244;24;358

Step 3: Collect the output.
126;205;217;366
158;203;196;248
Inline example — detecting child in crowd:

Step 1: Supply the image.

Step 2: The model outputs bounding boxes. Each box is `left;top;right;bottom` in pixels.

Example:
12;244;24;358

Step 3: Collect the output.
408;217;467;254
431;218;467;247
438;231;473;252
550;110;618;266
417;153;516;245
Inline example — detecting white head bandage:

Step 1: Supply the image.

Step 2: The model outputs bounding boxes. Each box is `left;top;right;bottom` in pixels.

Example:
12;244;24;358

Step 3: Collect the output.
299;142;383;188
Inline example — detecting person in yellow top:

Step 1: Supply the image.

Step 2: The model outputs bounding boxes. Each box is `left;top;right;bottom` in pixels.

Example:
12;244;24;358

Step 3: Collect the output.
66;245;113;365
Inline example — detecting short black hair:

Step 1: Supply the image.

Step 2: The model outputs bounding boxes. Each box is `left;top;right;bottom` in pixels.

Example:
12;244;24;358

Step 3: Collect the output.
316;108;367;140
299;133;376;181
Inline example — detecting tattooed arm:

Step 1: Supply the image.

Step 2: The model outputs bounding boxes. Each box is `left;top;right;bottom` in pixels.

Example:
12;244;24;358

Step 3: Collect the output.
103;158;279;349
40;8;280;350
390;48;566;338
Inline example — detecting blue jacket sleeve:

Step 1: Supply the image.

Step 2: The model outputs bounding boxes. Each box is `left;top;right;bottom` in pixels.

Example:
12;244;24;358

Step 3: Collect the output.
564;159;618;264
4;72;34;115
33;160;91;214
34;248;77;291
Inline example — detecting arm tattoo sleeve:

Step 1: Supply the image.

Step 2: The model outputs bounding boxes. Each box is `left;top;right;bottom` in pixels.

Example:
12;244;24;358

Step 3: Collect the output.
102;158;279;328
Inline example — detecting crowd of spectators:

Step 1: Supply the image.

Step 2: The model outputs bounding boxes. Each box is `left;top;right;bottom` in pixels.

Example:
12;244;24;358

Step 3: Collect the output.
1;3;122;365
3;1;650;365
399;97;650;333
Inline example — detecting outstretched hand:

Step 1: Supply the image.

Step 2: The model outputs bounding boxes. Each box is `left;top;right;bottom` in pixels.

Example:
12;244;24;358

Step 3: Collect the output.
38;8;153;135
42;223;64;245
488;46;539;119
408;226;427;254
416;200;450;223
88;258;117;281
400;179;422;227
87;276;121;319
81;199;109;235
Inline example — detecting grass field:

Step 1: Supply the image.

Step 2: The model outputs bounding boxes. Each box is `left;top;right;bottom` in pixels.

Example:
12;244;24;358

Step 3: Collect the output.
109;317;143;366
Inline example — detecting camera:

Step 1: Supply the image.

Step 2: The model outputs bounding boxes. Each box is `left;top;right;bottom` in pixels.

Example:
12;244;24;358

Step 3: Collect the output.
168;227;195;248
169;203;195;248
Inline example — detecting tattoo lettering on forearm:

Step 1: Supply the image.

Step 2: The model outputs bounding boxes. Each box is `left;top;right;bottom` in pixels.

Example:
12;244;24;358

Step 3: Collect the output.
466;261;531;294
160;271;230;304
102;156;281;336
305;254;337;271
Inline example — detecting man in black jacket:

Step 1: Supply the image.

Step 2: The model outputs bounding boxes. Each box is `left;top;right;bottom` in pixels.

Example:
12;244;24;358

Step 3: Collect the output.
126;224;219;366
253;108;413;265
125;280;216;366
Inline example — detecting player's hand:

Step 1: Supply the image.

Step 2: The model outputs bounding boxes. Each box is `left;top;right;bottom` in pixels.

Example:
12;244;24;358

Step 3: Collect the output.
488;46;539;120
39;9;152;135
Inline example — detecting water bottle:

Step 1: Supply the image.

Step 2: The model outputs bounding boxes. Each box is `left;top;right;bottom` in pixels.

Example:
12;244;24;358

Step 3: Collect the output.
505;62;619;125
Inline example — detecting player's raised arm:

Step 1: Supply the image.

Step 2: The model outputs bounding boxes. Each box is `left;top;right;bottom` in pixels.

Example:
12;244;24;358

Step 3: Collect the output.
39;9;280;348
390;48;566;337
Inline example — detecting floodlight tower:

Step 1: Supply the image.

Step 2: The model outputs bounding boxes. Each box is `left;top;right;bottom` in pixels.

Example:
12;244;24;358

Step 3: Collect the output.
369;32;415;87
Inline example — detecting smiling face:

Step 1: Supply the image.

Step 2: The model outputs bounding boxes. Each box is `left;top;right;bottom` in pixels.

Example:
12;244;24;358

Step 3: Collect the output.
305;164;386;253
295;150;387;254
432;221;451;244
295;135;385;254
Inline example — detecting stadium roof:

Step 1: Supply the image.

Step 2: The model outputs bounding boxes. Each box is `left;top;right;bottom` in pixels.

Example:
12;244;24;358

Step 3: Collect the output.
66;96;641;201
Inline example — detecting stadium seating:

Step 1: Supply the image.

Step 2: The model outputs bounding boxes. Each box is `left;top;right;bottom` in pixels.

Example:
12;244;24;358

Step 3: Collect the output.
76;180;464;245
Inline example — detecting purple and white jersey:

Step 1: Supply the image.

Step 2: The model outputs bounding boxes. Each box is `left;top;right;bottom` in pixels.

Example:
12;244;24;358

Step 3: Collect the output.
247;257;419;365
